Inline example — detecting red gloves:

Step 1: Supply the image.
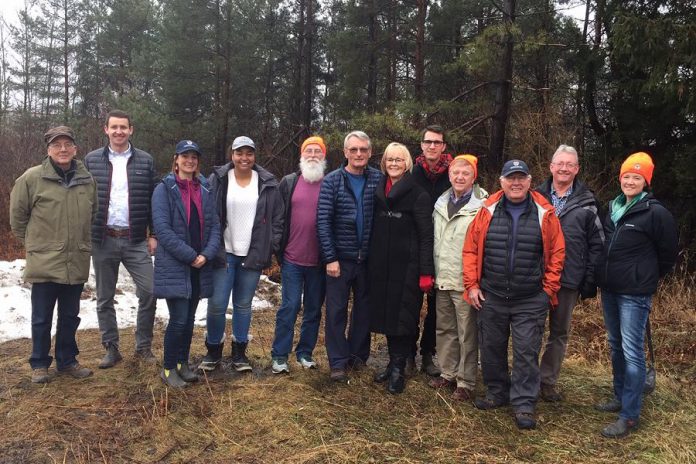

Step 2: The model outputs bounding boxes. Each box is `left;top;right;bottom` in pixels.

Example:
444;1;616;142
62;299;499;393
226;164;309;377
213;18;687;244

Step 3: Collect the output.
419;275;434;293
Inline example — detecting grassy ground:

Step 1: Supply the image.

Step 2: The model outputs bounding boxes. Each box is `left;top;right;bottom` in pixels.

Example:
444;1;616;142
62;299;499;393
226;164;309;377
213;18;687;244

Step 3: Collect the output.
0;277;694;463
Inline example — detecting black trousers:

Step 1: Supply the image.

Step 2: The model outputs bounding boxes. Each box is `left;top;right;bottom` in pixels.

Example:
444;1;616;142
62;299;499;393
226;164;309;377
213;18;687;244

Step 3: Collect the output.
478;291;549;414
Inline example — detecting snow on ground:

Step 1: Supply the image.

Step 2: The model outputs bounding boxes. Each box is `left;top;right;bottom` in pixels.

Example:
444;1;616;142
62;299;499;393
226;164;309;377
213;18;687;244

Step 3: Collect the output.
0;259;277;343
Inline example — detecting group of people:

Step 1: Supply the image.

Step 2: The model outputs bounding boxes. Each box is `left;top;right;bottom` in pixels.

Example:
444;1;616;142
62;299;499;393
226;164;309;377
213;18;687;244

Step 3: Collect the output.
10;114;678;438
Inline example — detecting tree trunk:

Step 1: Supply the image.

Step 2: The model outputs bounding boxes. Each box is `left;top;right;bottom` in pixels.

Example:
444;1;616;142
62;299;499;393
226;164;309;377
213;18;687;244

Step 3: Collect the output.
302;0;313;131
414;0;427;102
366;0;378;112
489;0;516;166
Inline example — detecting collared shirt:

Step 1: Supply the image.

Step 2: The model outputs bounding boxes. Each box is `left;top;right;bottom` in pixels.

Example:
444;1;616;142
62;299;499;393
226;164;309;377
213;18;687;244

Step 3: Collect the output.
550;183;573;216
107;144;132;227
447;188;472;219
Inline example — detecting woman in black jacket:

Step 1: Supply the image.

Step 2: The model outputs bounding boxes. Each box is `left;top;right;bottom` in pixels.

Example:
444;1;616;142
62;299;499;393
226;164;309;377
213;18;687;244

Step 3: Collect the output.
198;136;284;373
368;143;434;394
594;152;678;438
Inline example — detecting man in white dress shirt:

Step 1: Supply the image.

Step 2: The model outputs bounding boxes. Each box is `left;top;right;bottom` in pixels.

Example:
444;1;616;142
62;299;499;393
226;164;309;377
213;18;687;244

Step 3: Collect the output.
84;110;158;368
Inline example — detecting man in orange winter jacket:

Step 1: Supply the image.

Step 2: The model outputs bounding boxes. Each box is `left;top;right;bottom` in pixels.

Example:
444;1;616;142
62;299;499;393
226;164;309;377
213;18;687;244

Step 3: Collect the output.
462;159;565;430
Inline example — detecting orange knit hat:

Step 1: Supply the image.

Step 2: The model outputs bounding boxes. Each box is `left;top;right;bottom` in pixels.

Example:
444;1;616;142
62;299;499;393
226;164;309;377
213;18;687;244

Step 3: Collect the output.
451;154;478;179
620;152;654;186
301;136;326;155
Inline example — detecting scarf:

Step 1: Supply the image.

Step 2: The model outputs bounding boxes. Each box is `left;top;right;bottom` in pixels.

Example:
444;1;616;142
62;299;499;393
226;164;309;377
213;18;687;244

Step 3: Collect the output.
610;191;647;225
415;153;453;182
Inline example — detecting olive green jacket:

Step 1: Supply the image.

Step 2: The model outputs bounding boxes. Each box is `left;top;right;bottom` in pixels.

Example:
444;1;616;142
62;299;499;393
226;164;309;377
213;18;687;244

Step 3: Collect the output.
432;184;488;292
10;157;97;284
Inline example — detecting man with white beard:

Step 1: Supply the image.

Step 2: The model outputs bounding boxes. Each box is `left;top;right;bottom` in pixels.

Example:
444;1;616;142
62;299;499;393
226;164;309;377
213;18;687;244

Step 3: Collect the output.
271;136;328;373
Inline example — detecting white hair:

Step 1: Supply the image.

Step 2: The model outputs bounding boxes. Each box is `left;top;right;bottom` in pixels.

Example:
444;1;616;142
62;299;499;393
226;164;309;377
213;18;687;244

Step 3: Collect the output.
551;144;579;163
343;130;371;149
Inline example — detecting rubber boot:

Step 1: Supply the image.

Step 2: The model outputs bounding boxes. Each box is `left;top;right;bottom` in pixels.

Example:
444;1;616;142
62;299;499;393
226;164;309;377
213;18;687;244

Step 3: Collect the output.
198;334;224;372
161;368;188;388
374;360;393;383
231;341;252;372
177;362;199;382
387;356;406;394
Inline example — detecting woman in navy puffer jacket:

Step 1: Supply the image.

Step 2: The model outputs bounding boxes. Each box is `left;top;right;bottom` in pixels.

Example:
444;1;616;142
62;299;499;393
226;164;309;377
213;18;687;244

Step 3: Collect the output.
152;140;220;388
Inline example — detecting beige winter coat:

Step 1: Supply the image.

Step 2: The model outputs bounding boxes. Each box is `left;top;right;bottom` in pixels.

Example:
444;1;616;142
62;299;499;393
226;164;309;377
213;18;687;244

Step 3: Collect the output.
433;184;488;292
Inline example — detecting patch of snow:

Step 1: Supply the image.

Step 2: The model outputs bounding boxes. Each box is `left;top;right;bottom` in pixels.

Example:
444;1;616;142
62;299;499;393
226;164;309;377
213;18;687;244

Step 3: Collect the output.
0;259;278;343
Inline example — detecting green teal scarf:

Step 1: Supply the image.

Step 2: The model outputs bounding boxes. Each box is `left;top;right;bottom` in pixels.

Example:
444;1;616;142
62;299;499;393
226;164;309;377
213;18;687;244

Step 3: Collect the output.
610;192;647;225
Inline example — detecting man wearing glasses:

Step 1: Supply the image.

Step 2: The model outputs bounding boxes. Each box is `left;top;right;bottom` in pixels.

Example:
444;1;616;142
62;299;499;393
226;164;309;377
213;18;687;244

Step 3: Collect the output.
410;124;452;377
317;131;383;382
11;126;97;383
535;145;604;402
84;110;158;368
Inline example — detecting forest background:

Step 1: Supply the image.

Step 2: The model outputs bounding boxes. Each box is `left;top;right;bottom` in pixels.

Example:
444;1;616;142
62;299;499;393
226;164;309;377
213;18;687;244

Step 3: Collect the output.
0;0;694;261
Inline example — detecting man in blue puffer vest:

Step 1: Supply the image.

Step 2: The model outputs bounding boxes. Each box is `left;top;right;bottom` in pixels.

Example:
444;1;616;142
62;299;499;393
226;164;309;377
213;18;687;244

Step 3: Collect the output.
316;131;383;382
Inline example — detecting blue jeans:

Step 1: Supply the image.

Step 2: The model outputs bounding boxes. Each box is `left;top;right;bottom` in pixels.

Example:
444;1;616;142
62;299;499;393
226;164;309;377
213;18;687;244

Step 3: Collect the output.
30;282;84;370
206;254;261;344
602;290;652;421
163;270;200;369
271;261;326;361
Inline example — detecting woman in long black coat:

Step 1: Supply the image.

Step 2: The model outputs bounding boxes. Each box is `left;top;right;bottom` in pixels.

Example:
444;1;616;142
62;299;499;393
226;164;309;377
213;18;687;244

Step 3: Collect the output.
369;142;434;394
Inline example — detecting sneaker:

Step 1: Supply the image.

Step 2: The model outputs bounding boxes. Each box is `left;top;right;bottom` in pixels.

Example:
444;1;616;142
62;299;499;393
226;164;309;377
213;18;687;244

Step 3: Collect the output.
58;363;93;379
474;396;509;410
297;355;317;369
540;383;563;402
428;376;456;390
160;368;188;389
330;368;348;382
515;412;537;430
601;418;638;438
272;358;290;374
134;348;157;364
99;345;122;369
31;367;50;384
595;397;622;413
231;341;252;372
451;387;474;402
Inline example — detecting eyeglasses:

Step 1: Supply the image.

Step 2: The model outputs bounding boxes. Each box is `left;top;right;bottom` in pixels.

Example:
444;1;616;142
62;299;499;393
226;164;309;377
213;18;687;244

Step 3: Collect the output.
48;142;75;150
347;147;370;154
384;158;406;164
422;140;444;147
552;162;578;169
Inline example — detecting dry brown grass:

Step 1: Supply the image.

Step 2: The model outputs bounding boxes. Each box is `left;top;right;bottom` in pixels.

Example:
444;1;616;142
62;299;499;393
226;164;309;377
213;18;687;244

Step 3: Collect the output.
1;277;695;463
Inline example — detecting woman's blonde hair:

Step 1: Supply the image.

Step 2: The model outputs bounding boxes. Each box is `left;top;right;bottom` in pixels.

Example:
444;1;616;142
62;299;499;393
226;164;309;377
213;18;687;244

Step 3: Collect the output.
380;142;413;174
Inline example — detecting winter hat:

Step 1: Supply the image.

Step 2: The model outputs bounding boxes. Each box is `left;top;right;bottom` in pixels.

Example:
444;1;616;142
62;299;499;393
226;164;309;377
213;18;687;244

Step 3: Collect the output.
620;152;654;186
44;126;75;145
301;136;326;155
451;154;478;179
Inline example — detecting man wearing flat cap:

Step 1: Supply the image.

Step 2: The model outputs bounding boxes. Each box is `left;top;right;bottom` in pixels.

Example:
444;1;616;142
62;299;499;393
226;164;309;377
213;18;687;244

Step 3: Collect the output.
10;126;97;383
462;159;565;430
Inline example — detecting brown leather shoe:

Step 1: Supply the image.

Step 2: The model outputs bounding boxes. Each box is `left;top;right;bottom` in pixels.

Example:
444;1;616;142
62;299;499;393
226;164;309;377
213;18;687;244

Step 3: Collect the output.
58;363;93;379
451;387;474;401
428;376;455;390
540;383;563;402
31;368;50;384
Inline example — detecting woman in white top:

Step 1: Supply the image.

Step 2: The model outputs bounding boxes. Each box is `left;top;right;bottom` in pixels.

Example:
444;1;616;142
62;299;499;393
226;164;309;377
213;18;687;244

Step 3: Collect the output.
199;136;284;372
